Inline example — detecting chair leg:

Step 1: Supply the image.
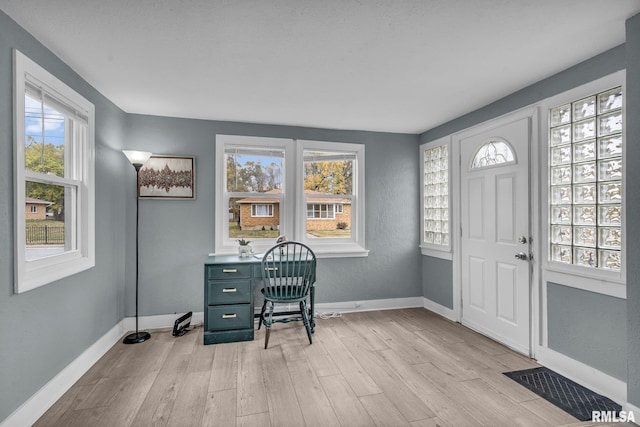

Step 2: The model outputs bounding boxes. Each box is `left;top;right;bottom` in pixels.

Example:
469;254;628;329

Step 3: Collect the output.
264;301;274;349
264;327;271;349
300;301;313;345
257;299;267;330
310;287;315;333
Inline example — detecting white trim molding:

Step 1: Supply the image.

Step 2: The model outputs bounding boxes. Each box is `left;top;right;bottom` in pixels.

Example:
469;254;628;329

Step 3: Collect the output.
121;311;204;332
13;49;96;293
536;346;627;406
423;297;456;321
314;296;423;313
539;70;626;296
451;105;541;354
623;401;640;420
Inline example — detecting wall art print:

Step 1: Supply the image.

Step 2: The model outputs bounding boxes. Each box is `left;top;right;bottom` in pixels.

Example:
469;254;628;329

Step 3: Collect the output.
138;155;195;199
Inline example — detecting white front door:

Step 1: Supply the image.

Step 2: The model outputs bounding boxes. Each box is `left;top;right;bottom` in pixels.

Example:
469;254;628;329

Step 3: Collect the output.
460;116;531;355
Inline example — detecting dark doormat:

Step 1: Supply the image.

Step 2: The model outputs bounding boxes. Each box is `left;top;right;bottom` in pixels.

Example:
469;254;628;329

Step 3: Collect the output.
503;366;621;421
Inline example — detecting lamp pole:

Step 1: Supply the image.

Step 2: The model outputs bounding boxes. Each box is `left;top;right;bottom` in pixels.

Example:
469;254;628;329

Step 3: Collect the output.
122;150;152;344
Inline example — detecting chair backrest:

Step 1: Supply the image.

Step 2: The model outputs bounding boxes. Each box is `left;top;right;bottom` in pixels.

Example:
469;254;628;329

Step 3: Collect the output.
261;241;316;301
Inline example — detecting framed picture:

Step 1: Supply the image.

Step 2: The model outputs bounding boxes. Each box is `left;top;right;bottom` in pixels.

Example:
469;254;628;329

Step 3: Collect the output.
138;155;195;199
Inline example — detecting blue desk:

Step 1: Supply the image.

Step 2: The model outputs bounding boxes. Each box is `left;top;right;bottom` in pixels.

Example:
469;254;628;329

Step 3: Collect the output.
204;254;315;345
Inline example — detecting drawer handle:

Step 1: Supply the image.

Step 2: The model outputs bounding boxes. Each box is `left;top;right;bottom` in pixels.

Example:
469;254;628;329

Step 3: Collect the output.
222;288;237;293
222;314;237;319
222;268;238;273
265;267;278;271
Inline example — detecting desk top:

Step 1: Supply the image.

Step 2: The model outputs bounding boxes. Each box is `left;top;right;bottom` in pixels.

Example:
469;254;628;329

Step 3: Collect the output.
205;253;313;265
205;254;263;265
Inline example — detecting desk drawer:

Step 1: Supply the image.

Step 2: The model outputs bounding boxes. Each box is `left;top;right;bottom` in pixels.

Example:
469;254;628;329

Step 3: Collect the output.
207;264;251;280
207;280;251;305
207;304;252;331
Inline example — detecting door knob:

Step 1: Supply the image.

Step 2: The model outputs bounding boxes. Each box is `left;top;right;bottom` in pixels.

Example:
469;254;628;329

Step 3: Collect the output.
518;236;528;244
515;252;528;261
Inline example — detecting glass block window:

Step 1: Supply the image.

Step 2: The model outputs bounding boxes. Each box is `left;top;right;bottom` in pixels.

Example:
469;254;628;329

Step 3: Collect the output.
423;144;449;246
471;139;515;169
549;86;623;271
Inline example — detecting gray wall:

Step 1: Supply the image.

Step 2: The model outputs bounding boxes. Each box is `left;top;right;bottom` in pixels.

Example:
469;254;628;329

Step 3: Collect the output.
124;114;422;317
625;12;640;407
422;255;453;309
0;11;130;421
547;283;626;381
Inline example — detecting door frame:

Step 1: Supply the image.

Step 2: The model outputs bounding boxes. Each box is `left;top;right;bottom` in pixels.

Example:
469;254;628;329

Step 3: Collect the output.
451;106;540;358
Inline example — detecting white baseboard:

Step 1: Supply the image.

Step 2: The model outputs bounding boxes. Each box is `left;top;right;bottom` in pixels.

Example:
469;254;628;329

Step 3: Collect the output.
422;297;456;321
123;311;204;331
314;296;423;314
623;401;640;420
536;346;627;406
0;321;126;427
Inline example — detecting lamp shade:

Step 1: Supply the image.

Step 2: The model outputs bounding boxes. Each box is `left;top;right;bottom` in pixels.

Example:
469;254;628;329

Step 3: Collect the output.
122;150;152;167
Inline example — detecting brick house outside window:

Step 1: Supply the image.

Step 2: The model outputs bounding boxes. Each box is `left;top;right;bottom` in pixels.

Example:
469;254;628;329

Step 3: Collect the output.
25;197;52;220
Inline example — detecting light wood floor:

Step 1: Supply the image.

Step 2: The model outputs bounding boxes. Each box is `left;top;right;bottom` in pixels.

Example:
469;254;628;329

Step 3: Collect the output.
35;308;629;427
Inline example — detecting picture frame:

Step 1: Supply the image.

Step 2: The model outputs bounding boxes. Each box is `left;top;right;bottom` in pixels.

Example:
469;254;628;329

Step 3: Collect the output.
138;155;196;200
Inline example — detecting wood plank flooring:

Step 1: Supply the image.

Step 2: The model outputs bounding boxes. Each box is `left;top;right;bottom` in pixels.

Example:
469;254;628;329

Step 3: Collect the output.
34;308;630;426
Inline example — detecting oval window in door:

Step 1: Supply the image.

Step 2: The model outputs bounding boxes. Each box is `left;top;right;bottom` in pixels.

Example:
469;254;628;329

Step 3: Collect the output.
470;138;516;170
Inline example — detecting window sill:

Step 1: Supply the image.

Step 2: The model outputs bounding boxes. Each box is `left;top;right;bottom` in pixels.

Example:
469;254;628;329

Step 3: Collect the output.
313;247;369;258
420;245;453;260
543;266;625;299
17;255;95;293
212;244;369;259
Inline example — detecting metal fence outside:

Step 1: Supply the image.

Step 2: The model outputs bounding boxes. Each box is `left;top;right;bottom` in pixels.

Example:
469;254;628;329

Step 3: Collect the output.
26;225;65;245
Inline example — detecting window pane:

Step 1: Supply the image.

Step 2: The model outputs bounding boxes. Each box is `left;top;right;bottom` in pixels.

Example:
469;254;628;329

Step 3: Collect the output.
226;148;283;192
548;86;623;271
24;93;66;177
471;139;515;169
25;181;75;261
229;197;279;239
251;204;273;217
306;196;351;239
303;150;354;195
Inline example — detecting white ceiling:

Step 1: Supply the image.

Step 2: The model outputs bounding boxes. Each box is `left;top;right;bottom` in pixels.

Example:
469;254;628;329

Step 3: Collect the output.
2;1;640;134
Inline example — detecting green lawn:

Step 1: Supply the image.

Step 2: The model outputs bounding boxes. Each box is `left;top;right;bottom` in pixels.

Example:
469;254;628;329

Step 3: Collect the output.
229;223;279;239
307;229;352;238
229;223;351;239
26;219;64;226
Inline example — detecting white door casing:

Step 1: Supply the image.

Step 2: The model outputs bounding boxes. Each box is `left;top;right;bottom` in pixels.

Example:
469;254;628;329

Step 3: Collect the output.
459;116;532;355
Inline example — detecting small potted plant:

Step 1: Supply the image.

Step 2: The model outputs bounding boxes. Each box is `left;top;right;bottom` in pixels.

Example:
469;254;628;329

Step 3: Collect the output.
237;238;253;257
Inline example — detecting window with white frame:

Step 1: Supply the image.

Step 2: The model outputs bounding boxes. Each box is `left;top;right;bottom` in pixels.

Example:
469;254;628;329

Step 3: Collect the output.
251;204;274;217
548;85;623;273
215;135;367;256
420;137;451;258
13;50;95;293
303;147;355;241
307;203;336;219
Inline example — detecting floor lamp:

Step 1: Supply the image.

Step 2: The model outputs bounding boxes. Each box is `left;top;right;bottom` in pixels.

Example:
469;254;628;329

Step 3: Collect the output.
122;150;153;344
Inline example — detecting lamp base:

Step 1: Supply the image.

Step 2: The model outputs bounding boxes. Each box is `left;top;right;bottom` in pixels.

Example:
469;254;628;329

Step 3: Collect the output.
123;331;151;344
